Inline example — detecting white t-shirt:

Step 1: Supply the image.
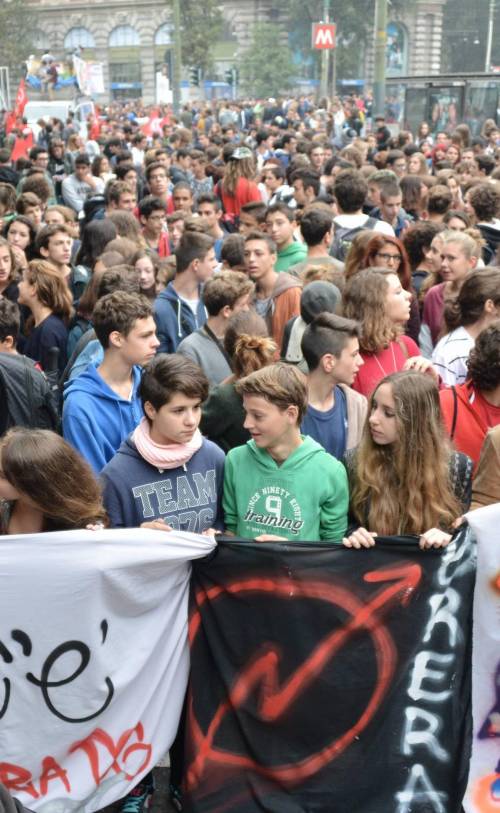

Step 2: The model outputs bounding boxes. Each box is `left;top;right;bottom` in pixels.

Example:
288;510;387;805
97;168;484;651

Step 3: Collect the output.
431;326;474;386
334;213;395;237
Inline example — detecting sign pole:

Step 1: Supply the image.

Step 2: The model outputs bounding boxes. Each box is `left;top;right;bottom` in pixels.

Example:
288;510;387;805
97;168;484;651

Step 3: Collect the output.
373;0;387;118
320;0;330;100
312;20;336;99
485;0;495;72
172;0;182;115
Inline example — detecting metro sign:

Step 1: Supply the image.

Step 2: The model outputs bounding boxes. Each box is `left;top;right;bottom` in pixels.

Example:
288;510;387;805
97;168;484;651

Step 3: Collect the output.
312;23;336;50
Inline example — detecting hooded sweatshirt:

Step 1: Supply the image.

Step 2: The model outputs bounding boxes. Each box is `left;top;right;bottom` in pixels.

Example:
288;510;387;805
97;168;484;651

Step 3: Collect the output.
154;281;207;354
275;240;308;273
63;363;143;473
223;436;348;542
101;435;225;531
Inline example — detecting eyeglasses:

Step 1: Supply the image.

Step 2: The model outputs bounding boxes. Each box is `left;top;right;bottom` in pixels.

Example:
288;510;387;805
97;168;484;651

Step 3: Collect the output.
376;252;401;265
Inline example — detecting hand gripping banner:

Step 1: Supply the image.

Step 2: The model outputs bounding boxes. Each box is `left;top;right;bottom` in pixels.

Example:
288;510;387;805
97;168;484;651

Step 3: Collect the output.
185;529;475;813
0;528;215;813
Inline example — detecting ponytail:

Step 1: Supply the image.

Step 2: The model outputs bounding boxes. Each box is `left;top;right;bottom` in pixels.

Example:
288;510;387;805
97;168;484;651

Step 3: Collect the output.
233;333;277;378
444;268;500;333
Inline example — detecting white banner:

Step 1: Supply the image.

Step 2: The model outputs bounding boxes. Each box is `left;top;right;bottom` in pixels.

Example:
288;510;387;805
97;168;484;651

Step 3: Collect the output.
464;503;500;812
73;56;105;96
0;528;215;812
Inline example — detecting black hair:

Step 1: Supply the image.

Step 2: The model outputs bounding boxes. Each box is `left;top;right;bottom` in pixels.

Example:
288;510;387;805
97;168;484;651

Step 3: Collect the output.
299;207;333;247
139;353;209;412
0;298;20;342
138;195;166;219
301;312;360;371
333;170;368;213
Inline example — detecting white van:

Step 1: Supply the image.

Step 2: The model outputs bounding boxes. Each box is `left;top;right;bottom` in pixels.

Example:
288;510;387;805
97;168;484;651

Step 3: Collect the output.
24;99;95;140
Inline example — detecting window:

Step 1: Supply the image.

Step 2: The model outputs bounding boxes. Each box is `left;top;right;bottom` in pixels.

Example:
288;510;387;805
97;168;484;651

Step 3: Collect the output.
155;24;174;45
109;62;142;84
64;27;96;50
109;25;140;47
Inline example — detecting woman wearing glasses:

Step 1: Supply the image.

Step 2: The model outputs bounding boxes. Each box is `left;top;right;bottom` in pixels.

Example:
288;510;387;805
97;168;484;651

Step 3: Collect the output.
343;268;437;397
361;233;421;343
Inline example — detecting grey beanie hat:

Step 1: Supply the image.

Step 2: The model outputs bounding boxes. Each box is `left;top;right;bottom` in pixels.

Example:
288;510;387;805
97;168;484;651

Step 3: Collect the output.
300;280;341;324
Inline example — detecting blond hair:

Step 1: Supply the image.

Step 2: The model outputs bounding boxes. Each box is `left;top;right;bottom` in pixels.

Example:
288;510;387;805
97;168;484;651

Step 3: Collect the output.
236;362;308;423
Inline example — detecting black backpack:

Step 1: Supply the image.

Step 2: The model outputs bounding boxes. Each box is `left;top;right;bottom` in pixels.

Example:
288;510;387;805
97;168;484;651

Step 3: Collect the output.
0;353;60;436
330;216;379;261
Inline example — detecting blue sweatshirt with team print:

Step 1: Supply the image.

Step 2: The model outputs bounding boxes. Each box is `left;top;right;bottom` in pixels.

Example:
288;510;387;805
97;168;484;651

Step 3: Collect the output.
101;435;225;532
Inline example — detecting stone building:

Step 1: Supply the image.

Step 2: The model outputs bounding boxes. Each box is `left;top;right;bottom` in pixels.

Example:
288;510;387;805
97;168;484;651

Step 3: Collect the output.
26;0;448;104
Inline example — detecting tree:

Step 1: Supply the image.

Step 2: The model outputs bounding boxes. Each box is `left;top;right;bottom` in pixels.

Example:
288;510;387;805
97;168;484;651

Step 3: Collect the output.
239;23;296;98
0;0;38;78
441;0;499;73
277;0;417;81
178;0;223;73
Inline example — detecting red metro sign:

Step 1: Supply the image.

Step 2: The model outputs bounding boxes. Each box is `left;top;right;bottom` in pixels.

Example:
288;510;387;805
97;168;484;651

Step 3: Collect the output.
312;23;336;50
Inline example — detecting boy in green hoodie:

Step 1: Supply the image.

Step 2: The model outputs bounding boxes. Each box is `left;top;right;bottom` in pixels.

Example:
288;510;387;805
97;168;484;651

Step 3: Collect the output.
223;362;349;542
266;203;307;272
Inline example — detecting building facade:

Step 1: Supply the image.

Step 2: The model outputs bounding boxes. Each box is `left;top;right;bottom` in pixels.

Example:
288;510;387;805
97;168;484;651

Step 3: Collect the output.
26;0;447;104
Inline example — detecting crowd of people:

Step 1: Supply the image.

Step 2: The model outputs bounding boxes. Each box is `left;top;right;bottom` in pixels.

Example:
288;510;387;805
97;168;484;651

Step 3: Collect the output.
0;93;499;811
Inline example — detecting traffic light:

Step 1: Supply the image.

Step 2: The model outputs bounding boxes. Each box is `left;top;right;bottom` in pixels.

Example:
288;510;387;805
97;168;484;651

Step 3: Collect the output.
189;66;202;86
225;67;238;86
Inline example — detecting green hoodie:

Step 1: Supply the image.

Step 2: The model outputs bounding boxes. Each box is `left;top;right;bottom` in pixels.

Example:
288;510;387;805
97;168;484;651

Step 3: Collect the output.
275;240;308;273
223;436;348;542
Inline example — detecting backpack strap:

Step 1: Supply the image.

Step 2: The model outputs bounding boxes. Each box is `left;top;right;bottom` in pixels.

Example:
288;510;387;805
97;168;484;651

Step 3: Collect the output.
450;385;458;440
203;323;233;367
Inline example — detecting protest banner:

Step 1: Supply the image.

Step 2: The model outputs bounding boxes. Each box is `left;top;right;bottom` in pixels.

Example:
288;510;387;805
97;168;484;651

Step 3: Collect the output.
185;528;475;813
0;528;215;812
464;503;500;813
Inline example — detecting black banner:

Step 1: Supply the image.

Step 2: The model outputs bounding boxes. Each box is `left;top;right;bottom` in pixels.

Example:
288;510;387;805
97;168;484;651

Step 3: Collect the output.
184;528;475;813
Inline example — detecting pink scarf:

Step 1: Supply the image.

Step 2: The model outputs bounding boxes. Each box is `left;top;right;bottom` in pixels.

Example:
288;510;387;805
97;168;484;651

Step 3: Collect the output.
132;417;203;470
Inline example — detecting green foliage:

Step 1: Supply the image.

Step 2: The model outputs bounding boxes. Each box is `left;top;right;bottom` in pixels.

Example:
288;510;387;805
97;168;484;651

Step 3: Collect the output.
178;0;224;72
441;0;499;72
239;23;296;97
0;0;39;77
277;0;417;80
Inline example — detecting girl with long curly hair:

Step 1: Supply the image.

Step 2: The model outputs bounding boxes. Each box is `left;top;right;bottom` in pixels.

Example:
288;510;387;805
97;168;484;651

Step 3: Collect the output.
17;259;74;375
343;371;472;550
343;268;436;396
216;147;262;225
0;428;107;534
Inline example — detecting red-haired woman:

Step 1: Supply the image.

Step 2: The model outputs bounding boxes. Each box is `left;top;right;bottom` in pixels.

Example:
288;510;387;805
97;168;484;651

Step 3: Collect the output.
361;233;420;343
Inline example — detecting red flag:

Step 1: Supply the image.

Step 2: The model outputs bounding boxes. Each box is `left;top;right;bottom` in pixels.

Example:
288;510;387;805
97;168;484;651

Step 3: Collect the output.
14;79;27;118
11;129;33;161
5;111;16;135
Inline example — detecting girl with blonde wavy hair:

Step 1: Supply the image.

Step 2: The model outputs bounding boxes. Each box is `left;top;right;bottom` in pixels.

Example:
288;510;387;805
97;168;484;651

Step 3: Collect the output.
343;370;472;550
343;268;436;397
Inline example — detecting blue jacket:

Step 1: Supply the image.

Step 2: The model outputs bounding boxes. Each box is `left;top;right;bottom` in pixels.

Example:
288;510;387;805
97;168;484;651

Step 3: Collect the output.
101;435;225;532
154;282;207;354
62;363;143;473
370;206;413;238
